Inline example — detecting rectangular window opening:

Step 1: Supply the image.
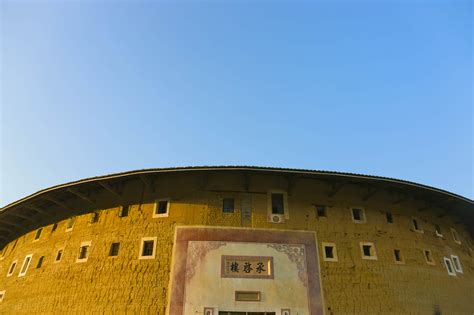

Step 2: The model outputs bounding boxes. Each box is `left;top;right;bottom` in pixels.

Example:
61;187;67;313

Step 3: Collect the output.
139;237;157;259
424;249;434;264
34;228;43;241
142;241;154;256
412;218;423;232
443;257;456;276
351;208;365;222
153;200;169;217
36;256;45;269
386;212;393;224
109;243;120;257
271;193;284;215
51;223;58;233
360;242;377;260
316;206;327;218
451;229;460;244
451;255;463;273
90;211;100;223
19;255;32;277
55;250;63;262
7;261;17;276
65;217;76;231
223;198;235;213
119;205;129;217
435;224;442;237
394;249;402;262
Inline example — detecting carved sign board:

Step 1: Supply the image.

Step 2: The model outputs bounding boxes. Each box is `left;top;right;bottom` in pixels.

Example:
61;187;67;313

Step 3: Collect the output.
221;255;274;279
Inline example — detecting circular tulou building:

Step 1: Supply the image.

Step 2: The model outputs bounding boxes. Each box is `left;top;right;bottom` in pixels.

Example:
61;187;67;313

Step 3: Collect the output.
0;166;472;314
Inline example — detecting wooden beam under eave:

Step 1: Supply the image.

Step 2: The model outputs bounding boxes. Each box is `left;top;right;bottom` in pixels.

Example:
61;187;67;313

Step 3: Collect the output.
328;181;344;198
67;188;96;206
362;186;378;202
43;196;76;212
139;175;155;193
8;212;33;221
0;219;23;229
24;205;47;215
98;181;122;200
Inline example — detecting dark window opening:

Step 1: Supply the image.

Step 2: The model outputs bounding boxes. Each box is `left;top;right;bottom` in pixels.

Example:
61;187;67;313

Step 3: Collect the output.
36;256;45;269
352;208;363;221
8;262;16;274
386;212;393;224
34;228;43;240
79;246;89;260
316;206;327;218
142;240;154;256
91;212;100;223
51;223;58;233
119;205;129;217
56;250;63;261
363;245;372;257
413;219;420;231
223;198;235;213
271;193;284;214
109;243;120;257
435;224;442;235
325;246;334;259
424;250;433;263
156;201;168;214
66;217;76;230
394;249;402;262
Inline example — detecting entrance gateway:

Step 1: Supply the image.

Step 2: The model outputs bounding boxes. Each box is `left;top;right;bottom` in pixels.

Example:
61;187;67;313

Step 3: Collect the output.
167;227;324;315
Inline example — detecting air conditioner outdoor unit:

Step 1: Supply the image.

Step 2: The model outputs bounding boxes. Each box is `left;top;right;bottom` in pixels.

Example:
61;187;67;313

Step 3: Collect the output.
269;214;285;224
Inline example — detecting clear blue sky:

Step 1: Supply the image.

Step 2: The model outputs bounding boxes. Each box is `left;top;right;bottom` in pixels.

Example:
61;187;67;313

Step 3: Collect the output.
1;1;472;206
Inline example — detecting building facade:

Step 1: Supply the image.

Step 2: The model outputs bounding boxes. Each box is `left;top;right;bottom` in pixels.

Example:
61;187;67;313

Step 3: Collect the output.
0;166;472;314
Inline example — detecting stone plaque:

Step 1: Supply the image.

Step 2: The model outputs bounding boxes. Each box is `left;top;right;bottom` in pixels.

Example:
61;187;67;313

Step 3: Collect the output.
221;255;273;279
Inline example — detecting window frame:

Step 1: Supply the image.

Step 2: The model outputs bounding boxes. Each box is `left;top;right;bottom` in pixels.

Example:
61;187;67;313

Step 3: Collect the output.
322;242;338;262
393;249;404;264
351;207;366;223
6;260;17;277
76;241;91;263
443;257;456;276
450;255;463;273
412;217;423;233
18;254;33;277
0;290;5;303
65;217;76;232
153;199;170;218
423;249;435;265
119;205;130;218
139;237;157;260
267;190;289;221
33;228;43;242
54;248;64;263
451;228;461;244
109;242;120;257
360;242;377;260
434;224;443;238
222;198;235;213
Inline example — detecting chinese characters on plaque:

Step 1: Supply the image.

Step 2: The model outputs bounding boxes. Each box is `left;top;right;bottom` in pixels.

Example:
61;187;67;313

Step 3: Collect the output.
221;255;273;279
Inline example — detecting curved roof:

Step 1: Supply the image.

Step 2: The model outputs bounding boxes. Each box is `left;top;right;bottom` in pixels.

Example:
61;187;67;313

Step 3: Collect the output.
1;166;473;247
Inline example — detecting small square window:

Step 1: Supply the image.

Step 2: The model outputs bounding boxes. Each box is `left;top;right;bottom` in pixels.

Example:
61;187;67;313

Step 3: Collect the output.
18;254;33;277
76;241;91;263
435;224;443;237
386;212;393;224
153;200;169;218
55;249;63;262
51;222;58;233
360;242;377;260
412;218;423;233
451;228;461;244
119;205;129;217
443;257;456;276
322;242;338;262
351;208;366;223
139;237;157;259
7;260;17;277
316;206;327;218
0;290;5;303
90;211;100;223
424;249;435;265
223;198;235;213
65;217;76;232
451;255;463;273
109;243;120;257
34;228;43;241
394;249;404;264
271;193;285;215
36;256;45;269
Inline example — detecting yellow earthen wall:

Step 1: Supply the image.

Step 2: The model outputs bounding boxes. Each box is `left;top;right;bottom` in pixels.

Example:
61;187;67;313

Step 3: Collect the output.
0;174;472;314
